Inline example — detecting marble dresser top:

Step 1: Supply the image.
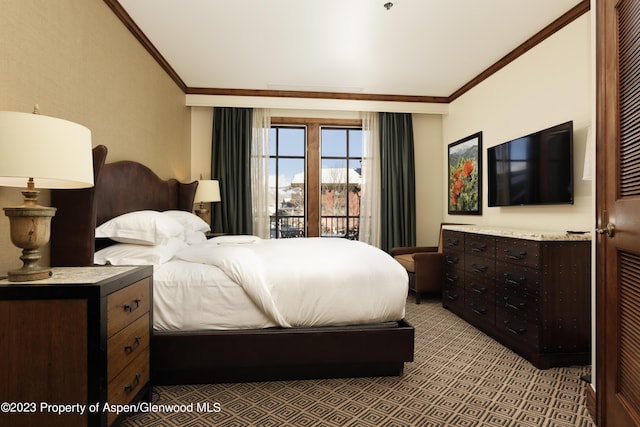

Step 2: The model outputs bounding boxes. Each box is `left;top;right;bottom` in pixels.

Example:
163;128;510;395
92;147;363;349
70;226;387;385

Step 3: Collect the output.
442;224;592;241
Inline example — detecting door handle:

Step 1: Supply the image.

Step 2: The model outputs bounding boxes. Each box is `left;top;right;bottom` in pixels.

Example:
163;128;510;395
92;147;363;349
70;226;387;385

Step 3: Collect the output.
596;223;615;237
597;210;615;238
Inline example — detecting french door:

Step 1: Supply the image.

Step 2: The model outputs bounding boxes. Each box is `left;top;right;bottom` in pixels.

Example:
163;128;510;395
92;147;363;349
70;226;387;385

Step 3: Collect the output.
269;117;362;239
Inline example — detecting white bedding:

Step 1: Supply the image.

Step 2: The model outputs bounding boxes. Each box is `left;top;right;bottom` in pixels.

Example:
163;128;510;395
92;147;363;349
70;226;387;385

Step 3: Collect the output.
153;237;408;332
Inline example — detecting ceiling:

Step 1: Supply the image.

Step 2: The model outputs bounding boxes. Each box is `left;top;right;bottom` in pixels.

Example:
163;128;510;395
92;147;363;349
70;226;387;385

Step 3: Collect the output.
115;0;587;100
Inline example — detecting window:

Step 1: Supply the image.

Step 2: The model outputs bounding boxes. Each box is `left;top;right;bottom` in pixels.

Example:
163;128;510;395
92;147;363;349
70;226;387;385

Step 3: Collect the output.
320;128;362;239
269;118;362;239
269;126;306;238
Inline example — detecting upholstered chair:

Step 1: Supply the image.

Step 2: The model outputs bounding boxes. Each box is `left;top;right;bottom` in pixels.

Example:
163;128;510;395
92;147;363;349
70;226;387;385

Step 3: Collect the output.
391;224;445;304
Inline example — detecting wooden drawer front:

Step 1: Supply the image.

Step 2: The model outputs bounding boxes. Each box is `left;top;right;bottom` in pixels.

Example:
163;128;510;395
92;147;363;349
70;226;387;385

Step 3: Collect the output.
443;264;463;288
107;348;149;425
495;261;540;294
495;286;539;322
108;313;150;381
443;230;464;250
107;278;151;337
443;284;464;314
465;234;495;258
496;238;541;269
443;249;464;268
466;294;494;325
465;254;495;278
496;312;539;349
466;274;494;300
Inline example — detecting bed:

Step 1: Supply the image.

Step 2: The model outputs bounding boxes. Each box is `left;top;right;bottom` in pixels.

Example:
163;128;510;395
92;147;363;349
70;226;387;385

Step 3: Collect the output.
50;145;415;384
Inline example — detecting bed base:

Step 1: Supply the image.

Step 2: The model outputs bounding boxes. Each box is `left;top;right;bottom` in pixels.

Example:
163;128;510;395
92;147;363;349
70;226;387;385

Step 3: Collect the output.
152;319;415;384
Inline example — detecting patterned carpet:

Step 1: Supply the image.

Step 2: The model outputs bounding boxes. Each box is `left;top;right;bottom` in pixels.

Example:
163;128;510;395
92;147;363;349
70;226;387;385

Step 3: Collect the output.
121;296;593;426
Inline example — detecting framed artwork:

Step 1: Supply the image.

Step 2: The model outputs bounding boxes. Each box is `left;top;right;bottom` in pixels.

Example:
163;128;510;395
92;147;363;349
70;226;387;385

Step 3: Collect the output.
448;132;482;215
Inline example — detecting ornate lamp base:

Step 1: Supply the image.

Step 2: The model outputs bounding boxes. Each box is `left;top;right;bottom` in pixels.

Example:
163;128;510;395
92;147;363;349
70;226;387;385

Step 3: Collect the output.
3;202;56;283
8;261;53;282
195;203;210;225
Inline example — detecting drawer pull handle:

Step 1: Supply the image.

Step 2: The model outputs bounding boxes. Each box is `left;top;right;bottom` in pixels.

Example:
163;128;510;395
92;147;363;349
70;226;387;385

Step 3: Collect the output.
445;272;459;283
470;242;487;252
124;299;141;313
445;255;459;265
504;249;526;260
124;373;141;393
504;272;525;286
470;282;487;294
446;292;458;301
471;263;487;273
471;304;487;315
124;336;142;354
446;238;459;247
504;297;526;311
504;321;527;336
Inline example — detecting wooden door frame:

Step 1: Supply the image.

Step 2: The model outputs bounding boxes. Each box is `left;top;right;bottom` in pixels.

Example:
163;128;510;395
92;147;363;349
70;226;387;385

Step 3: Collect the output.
595;0;611;423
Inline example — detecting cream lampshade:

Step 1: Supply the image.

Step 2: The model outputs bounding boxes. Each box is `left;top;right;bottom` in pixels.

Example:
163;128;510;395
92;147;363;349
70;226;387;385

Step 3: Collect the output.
194;179;221;224
0;108;94;282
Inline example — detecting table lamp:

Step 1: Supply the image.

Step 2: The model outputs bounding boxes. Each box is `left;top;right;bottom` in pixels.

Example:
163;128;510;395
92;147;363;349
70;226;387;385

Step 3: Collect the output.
194;179;221;225
0;108;94;282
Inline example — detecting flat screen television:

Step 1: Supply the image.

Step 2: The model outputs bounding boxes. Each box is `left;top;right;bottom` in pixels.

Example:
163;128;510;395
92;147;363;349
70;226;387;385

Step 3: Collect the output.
487;121;573;207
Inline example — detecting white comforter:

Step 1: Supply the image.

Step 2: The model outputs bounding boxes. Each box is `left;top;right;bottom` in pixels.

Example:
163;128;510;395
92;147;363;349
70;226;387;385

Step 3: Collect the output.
153;237;408;331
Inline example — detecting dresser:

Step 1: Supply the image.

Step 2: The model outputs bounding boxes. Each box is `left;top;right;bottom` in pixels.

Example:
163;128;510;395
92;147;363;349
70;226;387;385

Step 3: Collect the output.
442;225;591;369
0;266;153;427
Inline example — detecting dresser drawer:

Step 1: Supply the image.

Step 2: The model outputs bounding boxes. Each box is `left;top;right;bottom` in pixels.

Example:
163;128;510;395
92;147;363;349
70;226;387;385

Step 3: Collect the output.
496;313;539;350
443;284;464;314
443;249;464;268
466;274;494;300
443;264;463;287
495;286;539;322
108;313;150;381
496;238;541;268
107;348;150;425
465;254;495;278
107;278;151;337
443;230;464;250
465;234;495;258
466;294;494;327
495;261;540;294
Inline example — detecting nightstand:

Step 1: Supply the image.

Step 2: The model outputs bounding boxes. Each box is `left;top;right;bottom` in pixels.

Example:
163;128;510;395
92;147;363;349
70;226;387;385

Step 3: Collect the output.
0;266;153;427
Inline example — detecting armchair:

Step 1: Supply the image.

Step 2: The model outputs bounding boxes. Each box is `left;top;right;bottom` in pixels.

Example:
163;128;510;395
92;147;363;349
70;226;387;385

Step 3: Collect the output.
391;224;445;304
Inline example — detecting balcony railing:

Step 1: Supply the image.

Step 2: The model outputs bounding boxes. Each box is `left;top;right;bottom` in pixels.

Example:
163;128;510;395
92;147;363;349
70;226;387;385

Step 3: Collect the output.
270;216;359;240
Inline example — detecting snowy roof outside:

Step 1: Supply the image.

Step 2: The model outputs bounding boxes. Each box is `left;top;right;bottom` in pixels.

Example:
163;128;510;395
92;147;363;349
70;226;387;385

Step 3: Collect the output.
291;168;361;185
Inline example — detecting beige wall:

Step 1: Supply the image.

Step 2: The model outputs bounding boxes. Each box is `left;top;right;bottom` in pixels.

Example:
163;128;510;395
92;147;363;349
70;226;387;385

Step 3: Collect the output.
442;13;593;231
0;0;191;275
413;114;443;245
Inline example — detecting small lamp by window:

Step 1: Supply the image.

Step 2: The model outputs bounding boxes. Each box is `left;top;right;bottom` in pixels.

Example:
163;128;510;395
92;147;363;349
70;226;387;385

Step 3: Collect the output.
0;107;94;282
194;179;221;225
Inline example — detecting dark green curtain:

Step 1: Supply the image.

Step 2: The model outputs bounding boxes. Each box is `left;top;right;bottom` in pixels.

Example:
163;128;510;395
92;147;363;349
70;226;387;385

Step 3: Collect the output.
379;112;416;252
211;107;253;235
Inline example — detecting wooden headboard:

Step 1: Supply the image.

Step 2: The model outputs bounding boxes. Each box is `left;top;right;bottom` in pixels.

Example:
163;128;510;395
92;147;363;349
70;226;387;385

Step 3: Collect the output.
51;145;198;267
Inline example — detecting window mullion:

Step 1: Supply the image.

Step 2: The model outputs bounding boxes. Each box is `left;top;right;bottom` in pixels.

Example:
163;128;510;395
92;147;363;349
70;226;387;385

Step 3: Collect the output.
306;123;320;237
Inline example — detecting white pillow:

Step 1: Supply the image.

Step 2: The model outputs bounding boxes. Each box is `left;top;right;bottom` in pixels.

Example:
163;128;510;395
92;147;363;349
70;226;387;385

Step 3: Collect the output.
162;210;211;233
94;238;187;267
96;210;184;245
